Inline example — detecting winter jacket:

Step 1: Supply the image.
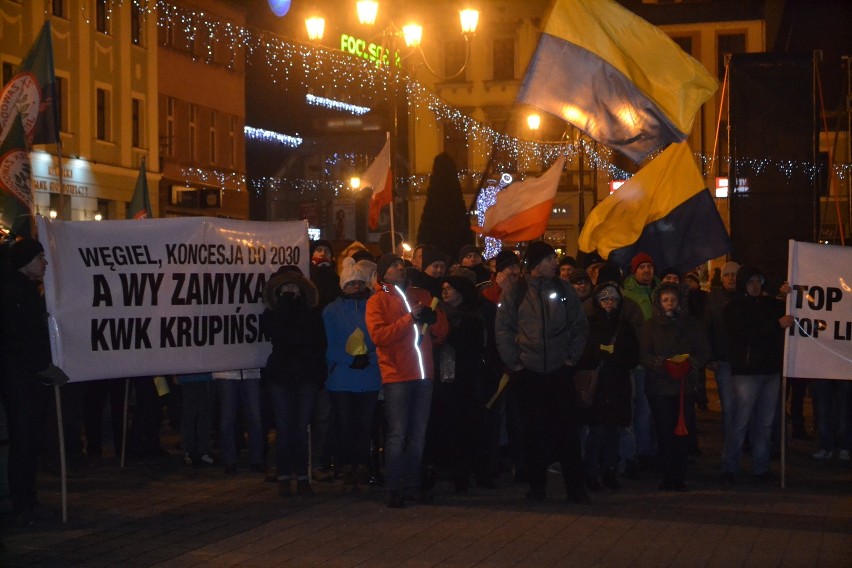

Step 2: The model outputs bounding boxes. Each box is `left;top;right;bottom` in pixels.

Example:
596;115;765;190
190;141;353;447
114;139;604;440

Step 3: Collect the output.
622;274;660;322
704;287;737;361
495;276;588;374
723;266;786;375
365;282;448;384
260;269;327;385
639;283;710;397
323;293;381;392
578;294;639;427
0;268;52;377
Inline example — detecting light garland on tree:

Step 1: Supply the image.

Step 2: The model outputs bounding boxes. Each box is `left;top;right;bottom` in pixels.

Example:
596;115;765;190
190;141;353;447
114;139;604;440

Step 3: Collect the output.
475;173;515;259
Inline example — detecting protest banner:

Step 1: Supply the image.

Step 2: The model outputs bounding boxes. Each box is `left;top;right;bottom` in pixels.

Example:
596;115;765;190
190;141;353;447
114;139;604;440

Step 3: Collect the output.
37;216;308;382
784;240;852;380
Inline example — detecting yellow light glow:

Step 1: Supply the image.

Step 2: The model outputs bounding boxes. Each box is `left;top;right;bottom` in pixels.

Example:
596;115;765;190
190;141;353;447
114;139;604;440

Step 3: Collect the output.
49;209;57;220
614;104;640;133
305;17;325;41
459;9;479;35
94;212;103;221
401;242;412;252
402;23;423;48
527;113;541;131
350;176;361;190
561;104;587;125
357;1;378;26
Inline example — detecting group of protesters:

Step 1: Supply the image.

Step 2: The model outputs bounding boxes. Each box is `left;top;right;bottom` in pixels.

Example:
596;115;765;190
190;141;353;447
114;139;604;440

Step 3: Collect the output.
2;231;849;522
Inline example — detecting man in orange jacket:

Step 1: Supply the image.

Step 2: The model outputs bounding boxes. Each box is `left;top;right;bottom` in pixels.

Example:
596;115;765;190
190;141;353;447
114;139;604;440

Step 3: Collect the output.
366;254;448;507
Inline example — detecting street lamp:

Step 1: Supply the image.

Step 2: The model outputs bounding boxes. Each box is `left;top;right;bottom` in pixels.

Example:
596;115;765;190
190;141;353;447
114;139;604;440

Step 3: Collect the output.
527;113;542;171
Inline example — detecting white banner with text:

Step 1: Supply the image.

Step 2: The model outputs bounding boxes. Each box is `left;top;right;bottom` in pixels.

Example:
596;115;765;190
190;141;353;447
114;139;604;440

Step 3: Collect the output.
784;240;852;380
37;216;309;382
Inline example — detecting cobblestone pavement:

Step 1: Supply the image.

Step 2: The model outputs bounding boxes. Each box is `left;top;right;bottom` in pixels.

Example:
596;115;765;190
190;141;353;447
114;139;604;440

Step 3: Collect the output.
1;403;850;567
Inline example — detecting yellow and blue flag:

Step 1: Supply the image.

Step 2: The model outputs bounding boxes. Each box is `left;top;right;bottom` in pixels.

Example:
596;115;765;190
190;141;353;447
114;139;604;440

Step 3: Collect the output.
578;142;730;272
517;0;716;163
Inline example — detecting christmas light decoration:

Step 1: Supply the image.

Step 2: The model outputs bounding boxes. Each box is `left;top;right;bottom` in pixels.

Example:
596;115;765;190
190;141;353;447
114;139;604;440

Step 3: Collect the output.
244;126;302;147
306;94;370;115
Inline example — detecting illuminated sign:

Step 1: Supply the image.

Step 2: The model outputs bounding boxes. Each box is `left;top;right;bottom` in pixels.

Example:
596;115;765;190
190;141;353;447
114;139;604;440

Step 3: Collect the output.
609;180;625;194
340;34;401;68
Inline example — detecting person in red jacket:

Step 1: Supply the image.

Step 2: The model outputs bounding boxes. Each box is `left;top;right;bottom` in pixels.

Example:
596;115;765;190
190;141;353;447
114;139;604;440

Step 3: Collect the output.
366;254;448;507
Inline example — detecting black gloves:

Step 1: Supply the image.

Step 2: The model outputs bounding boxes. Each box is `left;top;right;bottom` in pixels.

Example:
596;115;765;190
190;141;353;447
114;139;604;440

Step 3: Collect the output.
349;354;369;370
415;306;437;325
38;364;70;387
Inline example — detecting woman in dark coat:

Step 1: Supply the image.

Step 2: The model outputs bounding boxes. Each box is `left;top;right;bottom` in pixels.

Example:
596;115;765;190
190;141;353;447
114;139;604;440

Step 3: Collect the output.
578;283;639;490
640;282;710;491
261;266;327;498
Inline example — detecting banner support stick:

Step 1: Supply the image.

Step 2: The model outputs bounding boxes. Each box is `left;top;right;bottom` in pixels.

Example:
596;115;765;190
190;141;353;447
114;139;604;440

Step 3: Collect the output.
121;379;129;468
54;384;68;523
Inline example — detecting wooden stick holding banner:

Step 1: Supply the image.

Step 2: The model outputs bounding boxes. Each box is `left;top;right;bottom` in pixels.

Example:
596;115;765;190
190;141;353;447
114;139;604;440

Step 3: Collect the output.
54;385;67;523
121;379;129;468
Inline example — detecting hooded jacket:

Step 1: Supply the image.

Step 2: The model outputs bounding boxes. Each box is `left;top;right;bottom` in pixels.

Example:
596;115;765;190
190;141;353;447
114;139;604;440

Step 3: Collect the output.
260;269;327;385
322;292;382;393
723;266;786;375
639;283;710;397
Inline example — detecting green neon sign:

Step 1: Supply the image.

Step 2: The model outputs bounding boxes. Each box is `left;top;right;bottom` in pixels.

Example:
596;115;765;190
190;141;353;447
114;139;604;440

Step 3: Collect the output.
340;33;402;68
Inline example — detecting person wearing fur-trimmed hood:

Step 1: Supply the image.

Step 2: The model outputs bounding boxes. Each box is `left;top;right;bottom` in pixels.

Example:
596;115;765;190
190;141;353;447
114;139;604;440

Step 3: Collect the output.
260;266;327;498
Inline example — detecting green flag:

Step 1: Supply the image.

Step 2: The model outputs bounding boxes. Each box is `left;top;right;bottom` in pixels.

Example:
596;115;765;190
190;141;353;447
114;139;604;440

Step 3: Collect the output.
0;21;60;146
0;115;35;238
127;157;152;219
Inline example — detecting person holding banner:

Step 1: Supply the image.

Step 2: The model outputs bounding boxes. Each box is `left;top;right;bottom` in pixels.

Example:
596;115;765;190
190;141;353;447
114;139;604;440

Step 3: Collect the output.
0;239;68;527
639;282;709;492
261;266;327;498
720;266;794;485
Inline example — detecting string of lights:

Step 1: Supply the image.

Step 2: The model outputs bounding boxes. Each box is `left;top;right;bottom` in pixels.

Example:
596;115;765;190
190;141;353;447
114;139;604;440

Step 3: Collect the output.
137;0;850;184
244;126;303;147
306;94;371;116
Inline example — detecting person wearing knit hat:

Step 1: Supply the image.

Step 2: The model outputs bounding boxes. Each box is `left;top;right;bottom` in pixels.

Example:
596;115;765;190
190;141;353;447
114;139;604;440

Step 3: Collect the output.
621;251;661;472
323;255;382;492
480;249;521;305
495;238;590;503
685;272;701;289
568;268;592;302
308;239;339;312
558;256;576;281
458;244;490;285
523;240;556;273
1;237;66;525
356;259;377;288
366;250;449;507
421;245;447;278
310;239;334;266
406;245;445;298
659;267;680;285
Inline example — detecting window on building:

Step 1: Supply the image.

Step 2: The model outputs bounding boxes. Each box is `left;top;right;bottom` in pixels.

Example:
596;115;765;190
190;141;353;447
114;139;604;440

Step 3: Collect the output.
717;33;746;79
56;75;70;133
132;98;143;148
96;88;111;141
165;97;175;157
52;0;67;18
209;110;217;164
2;62;14;86
188;104;197;160
672;36;693;56
492;37;515;81
444;39;467;80
131;2;143;46
228;116;236;168
443;121;468;171
96;0;110;34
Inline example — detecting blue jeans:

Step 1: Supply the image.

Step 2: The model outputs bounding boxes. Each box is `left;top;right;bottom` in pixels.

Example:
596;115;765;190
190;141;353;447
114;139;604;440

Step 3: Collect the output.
722;374;779;475
266;381;318;480
632;368;656;457
383;379;433;493
329;390;379;470
715;361;733;441
814;380;852;452
218;379;264;467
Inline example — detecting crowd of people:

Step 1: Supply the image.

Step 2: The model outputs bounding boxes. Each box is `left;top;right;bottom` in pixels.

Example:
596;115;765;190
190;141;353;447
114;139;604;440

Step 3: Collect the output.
2;233;850;524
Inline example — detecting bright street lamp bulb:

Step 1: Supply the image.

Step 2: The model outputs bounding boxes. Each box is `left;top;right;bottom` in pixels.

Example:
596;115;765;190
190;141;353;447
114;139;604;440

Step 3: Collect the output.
94;212;103;221
350;176;361;190
402;23;422;48
401;242;412;252
459;9;479;35
49;209;57;220
305;17;325;41
356;0;378;26
527;113;541;131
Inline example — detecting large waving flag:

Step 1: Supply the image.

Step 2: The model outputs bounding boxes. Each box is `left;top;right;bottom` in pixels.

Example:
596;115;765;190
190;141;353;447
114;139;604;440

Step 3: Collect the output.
0;115;35;238
0;21;60;146
473;156;565;242
127;157;153;219
361;132;392;230
578;142;730;273
517;0;716;163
